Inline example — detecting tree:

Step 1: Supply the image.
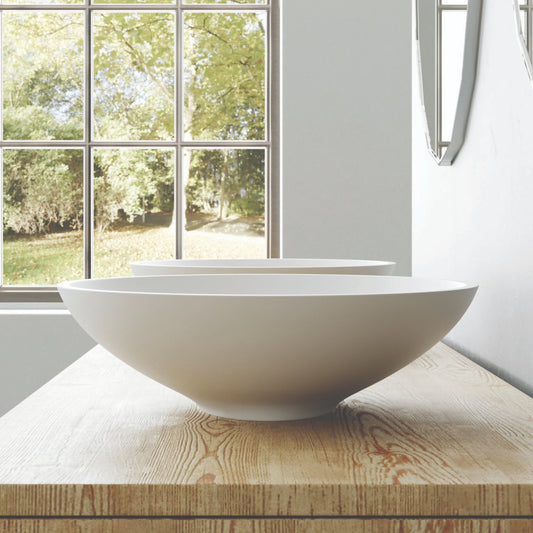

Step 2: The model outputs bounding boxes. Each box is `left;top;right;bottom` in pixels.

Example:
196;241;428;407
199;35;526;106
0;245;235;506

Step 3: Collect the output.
2;9;266;236
3;149;83;235
184;12;266;220
184;12;265;141
93;12;174;141
185;149;264;218
3;12;84;142
3;13;83;235
94;149;174;232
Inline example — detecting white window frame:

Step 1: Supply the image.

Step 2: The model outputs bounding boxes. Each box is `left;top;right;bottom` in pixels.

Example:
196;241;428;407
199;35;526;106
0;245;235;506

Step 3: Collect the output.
0;0;280;303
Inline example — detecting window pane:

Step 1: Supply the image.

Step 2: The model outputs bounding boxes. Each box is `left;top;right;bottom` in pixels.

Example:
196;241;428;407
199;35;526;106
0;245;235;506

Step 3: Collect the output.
3;0;82;5
3;149;84;285
93;12;175;141
93;149;175;277
183;12;266;140
3;12;84;140
441;9;466;143
183;148;265;259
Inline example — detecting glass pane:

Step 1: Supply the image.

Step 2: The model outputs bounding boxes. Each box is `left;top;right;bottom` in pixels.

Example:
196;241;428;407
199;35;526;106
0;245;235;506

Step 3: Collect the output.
3;12;84;140
183;12;266;140
441;1;467;4
93;12;175;141
3;149;84;285
3;0;82;6
441;9;467;143
93;149;175;277
185;1;266;3
183;149;265;259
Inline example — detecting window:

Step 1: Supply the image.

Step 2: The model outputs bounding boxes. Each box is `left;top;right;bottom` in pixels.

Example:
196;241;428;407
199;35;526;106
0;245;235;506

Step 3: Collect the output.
0;0;279;302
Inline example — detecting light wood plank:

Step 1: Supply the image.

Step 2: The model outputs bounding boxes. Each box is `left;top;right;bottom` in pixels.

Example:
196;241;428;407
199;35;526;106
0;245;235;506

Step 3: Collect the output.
1;519;532;533
0;343;532;517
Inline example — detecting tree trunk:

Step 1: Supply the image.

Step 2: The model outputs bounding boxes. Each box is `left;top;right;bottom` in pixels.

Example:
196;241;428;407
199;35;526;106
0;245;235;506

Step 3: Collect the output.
218;153;229;220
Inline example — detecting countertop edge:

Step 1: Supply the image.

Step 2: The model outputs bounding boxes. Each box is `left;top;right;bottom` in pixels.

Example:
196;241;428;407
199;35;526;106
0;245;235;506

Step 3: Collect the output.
1;483;532;518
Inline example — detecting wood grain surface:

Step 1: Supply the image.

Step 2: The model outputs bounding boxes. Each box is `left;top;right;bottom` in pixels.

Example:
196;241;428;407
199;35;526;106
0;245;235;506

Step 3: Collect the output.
0;343;532;519
0;518;532;533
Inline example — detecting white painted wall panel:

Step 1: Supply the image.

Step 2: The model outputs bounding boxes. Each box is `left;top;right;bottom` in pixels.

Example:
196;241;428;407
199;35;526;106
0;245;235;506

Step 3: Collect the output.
0;311;95;415
282;0;412;273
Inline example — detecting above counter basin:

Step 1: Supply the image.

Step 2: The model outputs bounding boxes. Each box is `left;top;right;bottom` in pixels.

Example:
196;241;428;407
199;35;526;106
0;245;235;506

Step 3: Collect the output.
130;258;396;276
58;274;477;421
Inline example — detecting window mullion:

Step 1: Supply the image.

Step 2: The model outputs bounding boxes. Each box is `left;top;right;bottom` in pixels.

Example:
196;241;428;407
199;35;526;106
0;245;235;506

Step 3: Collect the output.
84;5;93;279
176;5;183;259
268;0;280;258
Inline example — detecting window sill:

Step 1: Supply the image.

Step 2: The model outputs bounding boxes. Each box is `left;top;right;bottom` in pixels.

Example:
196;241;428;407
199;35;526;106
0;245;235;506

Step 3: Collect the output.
0;288;63;305
0;302;67;312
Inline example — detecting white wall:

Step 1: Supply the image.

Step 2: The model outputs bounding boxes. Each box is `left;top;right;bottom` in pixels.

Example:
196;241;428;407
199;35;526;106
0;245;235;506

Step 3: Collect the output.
0;309;95;415
413;0;533;395
282;0;412;273
0;0;413;416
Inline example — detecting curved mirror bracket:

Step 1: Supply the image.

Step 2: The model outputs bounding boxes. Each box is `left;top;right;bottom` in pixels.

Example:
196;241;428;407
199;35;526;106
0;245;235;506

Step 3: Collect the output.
513;0;533;81
416;0;483;166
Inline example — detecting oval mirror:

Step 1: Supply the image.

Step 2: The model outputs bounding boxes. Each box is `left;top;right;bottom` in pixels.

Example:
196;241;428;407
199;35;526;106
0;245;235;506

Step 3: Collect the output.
514;0;533;80
416;0;483;165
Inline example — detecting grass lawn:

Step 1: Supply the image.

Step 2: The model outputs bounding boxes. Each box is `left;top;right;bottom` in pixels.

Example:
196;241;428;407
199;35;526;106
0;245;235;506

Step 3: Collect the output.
3;231;84;285
3;221;265;285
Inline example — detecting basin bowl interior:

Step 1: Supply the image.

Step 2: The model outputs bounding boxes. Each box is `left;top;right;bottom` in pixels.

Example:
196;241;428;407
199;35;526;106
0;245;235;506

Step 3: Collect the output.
130;258;396;276
59;274;477;421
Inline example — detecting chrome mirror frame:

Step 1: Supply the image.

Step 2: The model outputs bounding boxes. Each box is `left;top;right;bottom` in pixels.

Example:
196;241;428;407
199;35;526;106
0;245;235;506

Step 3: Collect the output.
415;0;483;166
513;0;533;83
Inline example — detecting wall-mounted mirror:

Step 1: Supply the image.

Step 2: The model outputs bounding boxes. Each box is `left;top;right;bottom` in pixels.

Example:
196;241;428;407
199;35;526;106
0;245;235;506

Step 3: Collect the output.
416;0;483;165
514;0;533;80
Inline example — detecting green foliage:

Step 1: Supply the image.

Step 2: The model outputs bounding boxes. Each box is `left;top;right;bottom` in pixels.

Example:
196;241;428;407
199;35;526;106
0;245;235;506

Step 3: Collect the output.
3;149;83;235
94;149;174;232
2;7;266;241
93;12;175;141
184;12;265;141
185;149;264;217
3;12;84;141
183;12;266;218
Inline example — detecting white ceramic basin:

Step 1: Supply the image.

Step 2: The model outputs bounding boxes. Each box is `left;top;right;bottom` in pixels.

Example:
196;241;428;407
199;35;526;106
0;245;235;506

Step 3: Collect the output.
130;258;395;276
58;275;477;421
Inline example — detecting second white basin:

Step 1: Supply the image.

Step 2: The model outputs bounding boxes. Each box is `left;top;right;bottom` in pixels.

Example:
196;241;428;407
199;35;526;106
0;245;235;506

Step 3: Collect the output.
130;258;395;276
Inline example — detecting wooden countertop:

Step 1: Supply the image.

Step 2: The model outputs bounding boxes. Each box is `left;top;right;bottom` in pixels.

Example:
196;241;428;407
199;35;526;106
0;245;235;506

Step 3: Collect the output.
0;342;532;525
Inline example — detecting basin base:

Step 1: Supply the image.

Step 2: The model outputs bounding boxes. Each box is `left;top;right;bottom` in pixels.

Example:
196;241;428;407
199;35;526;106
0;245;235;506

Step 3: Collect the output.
196;402;338;422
